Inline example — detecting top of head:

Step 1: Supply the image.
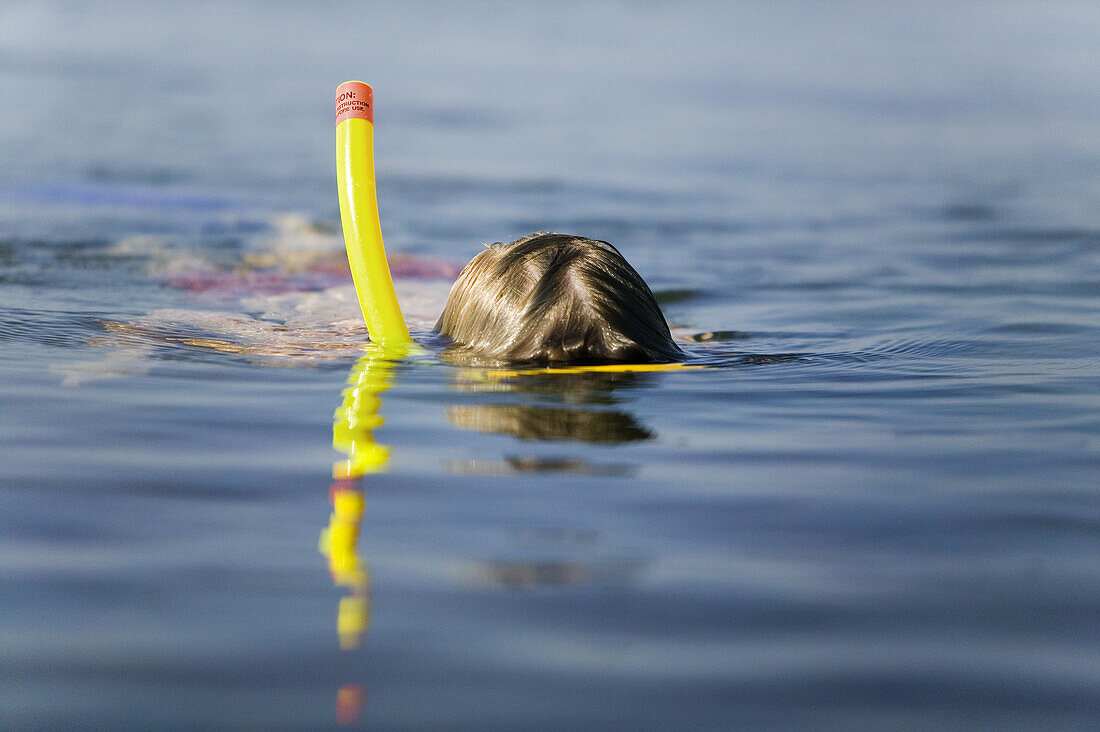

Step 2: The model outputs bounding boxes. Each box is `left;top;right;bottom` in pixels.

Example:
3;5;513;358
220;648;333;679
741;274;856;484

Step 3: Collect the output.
435;232;684;366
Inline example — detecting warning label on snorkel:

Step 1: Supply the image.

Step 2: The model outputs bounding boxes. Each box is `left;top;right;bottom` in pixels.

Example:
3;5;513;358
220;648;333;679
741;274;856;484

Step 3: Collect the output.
335;81;373;125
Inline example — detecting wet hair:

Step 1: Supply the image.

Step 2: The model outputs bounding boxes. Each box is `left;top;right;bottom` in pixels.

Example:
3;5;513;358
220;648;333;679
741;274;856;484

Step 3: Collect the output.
434;232;683;365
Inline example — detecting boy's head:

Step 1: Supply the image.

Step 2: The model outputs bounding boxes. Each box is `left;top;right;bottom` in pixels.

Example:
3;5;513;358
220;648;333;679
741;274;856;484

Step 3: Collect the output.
434;232;683;365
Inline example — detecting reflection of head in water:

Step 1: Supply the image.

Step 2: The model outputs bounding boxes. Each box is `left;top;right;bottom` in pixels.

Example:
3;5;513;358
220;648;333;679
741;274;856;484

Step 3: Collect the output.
447;371;654;444
447;404;652;443
435;233;683;366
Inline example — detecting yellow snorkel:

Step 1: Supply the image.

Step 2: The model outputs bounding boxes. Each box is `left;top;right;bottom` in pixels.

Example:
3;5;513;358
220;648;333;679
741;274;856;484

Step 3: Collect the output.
335;81;412;346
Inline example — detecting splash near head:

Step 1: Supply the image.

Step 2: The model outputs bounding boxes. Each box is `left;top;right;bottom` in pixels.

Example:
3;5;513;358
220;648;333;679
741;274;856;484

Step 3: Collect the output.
335;81;412;346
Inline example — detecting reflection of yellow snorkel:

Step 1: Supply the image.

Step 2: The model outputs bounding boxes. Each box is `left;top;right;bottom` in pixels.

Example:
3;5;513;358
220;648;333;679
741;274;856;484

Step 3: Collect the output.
320;344;408;656
319;345;407;723
335;81;412;346
323;479;369;651
331;343;408;481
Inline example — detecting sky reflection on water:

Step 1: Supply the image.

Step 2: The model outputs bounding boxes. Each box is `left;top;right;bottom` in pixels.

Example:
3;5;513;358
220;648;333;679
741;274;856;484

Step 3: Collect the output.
2;1;1100;729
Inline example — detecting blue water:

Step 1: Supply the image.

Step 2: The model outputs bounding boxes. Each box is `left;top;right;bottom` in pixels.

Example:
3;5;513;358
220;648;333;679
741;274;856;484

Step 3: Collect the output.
3;2;1100;729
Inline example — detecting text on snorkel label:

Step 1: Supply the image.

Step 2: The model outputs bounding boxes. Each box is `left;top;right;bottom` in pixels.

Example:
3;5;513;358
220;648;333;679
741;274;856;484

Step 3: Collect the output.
335;82;373;126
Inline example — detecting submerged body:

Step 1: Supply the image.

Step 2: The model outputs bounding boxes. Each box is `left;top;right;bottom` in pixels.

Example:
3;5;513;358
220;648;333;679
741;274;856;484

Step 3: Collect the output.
66;228;686;381
435;233;683;366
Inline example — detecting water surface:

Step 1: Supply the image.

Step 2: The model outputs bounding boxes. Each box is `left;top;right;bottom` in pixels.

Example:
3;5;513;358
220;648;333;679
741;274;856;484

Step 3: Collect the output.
2;2;1100;729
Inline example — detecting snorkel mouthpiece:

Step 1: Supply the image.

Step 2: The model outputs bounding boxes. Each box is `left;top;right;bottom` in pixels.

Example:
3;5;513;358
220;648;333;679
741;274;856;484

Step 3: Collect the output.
335;81;412;346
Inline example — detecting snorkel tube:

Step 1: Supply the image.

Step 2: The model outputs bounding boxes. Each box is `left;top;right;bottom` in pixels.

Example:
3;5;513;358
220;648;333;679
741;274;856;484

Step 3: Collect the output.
335;81;412;346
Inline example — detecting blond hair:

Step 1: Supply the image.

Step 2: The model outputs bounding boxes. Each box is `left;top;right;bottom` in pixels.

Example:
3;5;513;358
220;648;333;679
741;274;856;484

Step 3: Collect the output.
435;233;683;365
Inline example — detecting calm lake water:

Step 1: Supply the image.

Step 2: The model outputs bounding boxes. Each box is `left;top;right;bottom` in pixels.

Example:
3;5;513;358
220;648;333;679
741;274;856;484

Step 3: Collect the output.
3;2;1100;729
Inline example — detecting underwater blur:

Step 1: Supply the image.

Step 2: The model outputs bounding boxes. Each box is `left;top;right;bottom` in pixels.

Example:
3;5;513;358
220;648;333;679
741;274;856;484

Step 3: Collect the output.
2;1;1100;728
